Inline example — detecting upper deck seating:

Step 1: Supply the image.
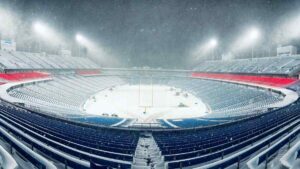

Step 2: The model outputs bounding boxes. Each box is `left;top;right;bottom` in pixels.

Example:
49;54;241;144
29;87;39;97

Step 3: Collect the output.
193;55;300;75
0;50;100;70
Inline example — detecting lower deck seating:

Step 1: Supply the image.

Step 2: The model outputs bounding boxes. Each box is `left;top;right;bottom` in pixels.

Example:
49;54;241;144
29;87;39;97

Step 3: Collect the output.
165;117;240;128
8;75;126;120
247;126;300;169
69;116;124;126
0;101;139;168
0;74;297;168
7;75;283;128
153;100;300;168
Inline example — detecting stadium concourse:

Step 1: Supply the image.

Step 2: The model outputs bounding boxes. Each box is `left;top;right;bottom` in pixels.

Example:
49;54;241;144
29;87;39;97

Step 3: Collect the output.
0;51;300;169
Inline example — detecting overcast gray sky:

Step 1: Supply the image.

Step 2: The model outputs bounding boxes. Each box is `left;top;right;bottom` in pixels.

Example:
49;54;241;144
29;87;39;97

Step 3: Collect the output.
1;0;300;68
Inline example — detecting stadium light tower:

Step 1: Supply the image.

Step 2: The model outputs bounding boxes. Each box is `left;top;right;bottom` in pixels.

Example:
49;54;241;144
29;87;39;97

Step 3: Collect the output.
75;33;94;47
75;33;88;57
275;13;300;43
32;21;63;50
246;27;260;59
33;21;57;39
231;26;260;59
33;21;49;52
208;38;218;48
75;33;117;66
33;22;47;34
193;37;218;60
248;27;260;41
75;33;99;57
75;33;85;43
208;38;218;60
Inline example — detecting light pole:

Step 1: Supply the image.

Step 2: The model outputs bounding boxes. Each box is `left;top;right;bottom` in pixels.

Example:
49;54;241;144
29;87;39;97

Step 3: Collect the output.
33;21;61;53
251;44;254;59
208;38;218;60
248;27;260;60
75;33;90;57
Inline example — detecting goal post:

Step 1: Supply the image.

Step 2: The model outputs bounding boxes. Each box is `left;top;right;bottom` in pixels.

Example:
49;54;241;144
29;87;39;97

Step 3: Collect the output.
138;76;154;108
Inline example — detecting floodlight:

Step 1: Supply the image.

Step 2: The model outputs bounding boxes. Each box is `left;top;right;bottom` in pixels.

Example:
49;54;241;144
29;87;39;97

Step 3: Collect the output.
76;33;85;43
208;38;218;48
33;22;47;34
192;37;218;60
231;26;261;54
32;21;63;45
248;27;260;41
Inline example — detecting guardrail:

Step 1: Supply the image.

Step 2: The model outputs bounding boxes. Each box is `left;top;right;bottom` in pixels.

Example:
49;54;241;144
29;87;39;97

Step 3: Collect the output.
280;140;300;169
0;145;18;169
0;125;57;169
247;126;300;169
189;118;300;169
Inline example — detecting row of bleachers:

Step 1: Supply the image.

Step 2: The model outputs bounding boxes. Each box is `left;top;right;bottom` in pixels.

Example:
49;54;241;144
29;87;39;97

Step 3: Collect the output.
165;117;235;128
8;75;125;117
69;116;125;126
7;76;283;128
0;89;297;169
0;72;297;168
247;126;300;169
165;78;282;119
129;77;282;120
193;55;300;75
0;101;139;168
192;72;297;87
152;101;300;168
0;50;99;70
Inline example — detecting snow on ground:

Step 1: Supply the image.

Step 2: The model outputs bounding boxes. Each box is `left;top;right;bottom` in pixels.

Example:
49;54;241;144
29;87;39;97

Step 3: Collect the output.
83;85;208;123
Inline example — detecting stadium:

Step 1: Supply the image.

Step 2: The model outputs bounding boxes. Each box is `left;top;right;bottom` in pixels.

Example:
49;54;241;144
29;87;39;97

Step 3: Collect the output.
1;0;300;169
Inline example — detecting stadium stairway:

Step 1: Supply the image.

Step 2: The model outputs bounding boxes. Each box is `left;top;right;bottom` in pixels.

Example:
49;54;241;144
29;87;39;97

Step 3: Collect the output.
132;133;165;169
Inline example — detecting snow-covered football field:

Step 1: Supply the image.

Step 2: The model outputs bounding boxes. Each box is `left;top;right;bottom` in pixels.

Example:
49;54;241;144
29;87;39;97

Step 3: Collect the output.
83;84;208;123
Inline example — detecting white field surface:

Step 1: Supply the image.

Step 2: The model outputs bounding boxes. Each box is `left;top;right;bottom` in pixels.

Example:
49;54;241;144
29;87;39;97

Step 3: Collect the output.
83;85;208;123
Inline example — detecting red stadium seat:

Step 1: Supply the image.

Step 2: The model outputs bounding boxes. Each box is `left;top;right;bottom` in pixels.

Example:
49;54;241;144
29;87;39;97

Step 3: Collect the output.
0;72;49;81
192;72;298;87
